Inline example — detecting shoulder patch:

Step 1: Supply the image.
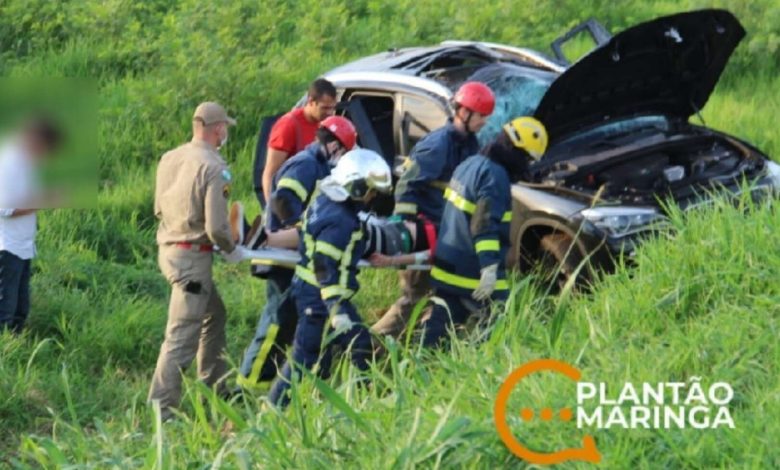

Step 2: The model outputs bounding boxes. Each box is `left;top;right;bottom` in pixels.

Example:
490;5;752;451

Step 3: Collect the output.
222;169;232;182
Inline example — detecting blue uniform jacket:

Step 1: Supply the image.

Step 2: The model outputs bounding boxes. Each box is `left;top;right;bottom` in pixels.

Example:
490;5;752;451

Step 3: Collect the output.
268;142;330;231
430;154;512;299
393;121;479;225
293;193;366;308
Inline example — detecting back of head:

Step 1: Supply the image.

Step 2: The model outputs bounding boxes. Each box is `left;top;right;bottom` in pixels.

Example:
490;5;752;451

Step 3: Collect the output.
483;116;548;182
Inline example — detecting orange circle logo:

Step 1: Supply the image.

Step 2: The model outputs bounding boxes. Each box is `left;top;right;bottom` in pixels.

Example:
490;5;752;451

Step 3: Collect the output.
494;359;601;465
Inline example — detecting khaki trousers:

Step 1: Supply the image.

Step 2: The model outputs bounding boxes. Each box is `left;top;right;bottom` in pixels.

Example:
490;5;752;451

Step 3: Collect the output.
148;246;228;414
370;269;431;338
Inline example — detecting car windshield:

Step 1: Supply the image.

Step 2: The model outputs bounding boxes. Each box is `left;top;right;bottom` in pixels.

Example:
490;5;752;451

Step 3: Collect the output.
468;63;555;146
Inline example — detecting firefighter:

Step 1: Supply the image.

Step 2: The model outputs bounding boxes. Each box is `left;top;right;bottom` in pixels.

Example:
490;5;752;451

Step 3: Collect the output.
421;116;548;347
238;116;357;388
371;81;495;339
268;149;392;407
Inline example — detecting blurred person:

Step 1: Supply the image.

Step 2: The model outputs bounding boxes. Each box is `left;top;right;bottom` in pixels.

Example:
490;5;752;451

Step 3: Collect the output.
267;149;392;407
148;102;249;419
0;117;62;333
371;81;495;340
420;117;548;347
236;116;357;388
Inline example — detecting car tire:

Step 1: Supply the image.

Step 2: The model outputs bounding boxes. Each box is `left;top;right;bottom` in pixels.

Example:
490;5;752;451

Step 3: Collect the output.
537;233;589;293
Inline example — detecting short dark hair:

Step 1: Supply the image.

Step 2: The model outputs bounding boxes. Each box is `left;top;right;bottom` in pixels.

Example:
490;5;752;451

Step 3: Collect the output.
24;115;63;151
308;78;336;101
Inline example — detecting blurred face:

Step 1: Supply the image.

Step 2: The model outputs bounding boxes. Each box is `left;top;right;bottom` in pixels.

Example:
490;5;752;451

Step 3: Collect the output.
307;94;337;122
324;140;346;166
457;107;489;133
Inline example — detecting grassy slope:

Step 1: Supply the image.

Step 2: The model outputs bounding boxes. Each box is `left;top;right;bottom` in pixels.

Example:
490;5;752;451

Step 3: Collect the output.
1;0;779;467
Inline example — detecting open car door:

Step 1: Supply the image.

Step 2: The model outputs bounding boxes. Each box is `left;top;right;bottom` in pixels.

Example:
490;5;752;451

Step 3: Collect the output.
550;18;612;65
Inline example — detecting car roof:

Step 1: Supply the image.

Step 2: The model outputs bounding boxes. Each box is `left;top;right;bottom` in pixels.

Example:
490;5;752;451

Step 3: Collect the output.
324;41;564;94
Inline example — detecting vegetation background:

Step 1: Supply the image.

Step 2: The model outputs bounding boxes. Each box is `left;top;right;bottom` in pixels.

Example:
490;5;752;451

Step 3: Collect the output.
1;0;779;467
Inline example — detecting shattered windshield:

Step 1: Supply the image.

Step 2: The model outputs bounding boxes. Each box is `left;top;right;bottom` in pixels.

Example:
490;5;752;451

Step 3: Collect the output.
468;63;555;146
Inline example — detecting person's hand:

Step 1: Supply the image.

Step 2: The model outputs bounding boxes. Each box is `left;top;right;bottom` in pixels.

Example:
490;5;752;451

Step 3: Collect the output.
472;264;498;302
369;253;395;267
222;246;249;264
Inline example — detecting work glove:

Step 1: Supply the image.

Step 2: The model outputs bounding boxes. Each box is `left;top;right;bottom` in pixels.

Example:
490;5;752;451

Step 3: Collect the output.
471;263;498;302
222;245;249;264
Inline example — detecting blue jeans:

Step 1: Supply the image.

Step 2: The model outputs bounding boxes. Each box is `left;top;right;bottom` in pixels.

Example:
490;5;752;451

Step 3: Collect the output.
0;250;31;334
239;268;297;383
268;281;372;407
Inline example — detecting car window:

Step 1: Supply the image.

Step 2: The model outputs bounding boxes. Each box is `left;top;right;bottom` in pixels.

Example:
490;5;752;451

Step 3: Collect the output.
398;94;449;155
345;92;396;159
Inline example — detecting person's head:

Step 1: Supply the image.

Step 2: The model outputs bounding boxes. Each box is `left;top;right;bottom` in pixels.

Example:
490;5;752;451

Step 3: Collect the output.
303;78;338;122
192;101;237;149
483;116;548;181
22;115;63;159
317;115;357;166
452;81;495;134
321;148;392;204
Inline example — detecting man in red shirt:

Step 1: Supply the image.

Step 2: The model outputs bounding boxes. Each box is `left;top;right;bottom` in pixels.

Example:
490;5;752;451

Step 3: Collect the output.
262;78;337;204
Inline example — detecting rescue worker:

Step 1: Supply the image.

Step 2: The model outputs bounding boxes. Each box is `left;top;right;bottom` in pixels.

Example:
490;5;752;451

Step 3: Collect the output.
149;102;249;419
260;78;337;206
420;117;548;347
371;81;495;339
238;116;357;388
268;149;392;407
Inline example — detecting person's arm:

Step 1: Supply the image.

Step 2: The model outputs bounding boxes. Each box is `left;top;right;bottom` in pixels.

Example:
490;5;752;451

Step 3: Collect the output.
271;161;314;227
393;139;446;218
369;251;429;267
262;148;289;204
204;166;236;253
263;117;297;204
265;227;300;249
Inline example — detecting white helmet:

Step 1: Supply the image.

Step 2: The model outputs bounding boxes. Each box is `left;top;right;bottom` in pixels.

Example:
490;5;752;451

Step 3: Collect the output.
320;148;392;201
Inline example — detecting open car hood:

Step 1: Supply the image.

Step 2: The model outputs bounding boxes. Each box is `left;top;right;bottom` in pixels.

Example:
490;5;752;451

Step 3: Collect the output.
535;9;745;143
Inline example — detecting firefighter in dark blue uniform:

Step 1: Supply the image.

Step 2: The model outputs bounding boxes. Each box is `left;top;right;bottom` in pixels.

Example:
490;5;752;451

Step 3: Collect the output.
372;81;496;339
421;117;549;347
268;148;393;407
238;116;357;388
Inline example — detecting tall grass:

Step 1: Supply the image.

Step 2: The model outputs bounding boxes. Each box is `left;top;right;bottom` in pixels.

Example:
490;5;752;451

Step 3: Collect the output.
1;0;779;467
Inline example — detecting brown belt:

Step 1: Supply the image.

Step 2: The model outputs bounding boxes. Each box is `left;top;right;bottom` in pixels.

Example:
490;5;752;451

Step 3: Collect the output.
173;242;214;252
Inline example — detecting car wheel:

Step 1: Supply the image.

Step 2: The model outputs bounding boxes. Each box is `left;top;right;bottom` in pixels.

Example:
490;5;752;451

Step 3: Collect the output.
537;233;589;293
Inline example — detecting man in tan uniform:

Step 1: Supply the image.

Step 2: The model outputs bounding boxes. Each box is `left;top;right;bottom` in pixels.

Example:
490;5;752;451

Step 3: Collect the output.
149;101;247;418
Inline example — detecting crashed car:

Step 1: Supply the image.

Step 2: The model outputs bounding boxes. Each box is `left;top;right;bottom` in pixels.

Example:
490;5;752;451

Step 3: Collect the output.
254;9;779;285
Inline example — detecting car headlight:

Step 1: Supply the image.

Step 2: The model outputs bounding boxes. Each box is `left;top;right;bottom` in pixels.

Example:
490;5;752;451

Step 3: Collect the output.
580;206;665;237
764;161;780;189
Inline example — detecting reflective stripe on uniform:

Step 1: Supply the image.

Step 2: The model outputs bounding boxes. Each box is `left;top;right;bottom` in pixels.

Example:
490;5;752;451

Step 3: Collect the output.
277;177;308;202
321;285;354;300
445;187;513;223
444;187;476;213
431;266;508;291
315;240;343;260
394;202;418;215
295;265;319;287
339;229;363;289
475;239;500;252
245;323;279;384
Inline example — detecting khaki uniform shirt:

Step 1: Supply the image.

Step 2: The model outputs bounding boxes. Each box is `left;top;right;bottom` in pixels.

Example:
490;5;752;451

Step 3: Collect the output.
154;140;236;253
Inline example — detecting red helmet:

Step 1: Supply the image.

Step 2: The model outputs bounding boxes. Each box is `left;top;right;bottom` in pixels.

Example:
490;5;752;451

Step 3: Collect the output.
453;81;495;116
320;116;357;151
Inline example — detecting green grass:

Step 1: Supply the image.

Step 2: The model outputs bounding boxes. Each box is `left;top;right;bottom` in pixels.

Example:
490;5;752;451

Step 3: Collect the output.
2;0;780;467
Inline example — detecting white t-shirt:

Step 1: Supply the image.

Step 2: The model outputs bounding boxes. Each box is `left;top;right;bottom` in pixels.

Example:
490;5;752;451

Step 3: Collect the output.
0;140;38;260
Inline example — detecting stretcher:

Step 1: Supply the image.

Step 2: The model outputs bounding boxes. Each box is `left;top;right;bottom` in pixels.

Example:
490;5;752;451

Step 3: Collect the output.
244;247;431;271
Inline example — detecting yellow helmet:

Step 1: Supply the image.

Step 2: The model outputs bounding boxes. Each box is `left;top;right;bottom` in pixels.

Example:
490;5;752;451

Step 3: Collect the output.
502;117;548;160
